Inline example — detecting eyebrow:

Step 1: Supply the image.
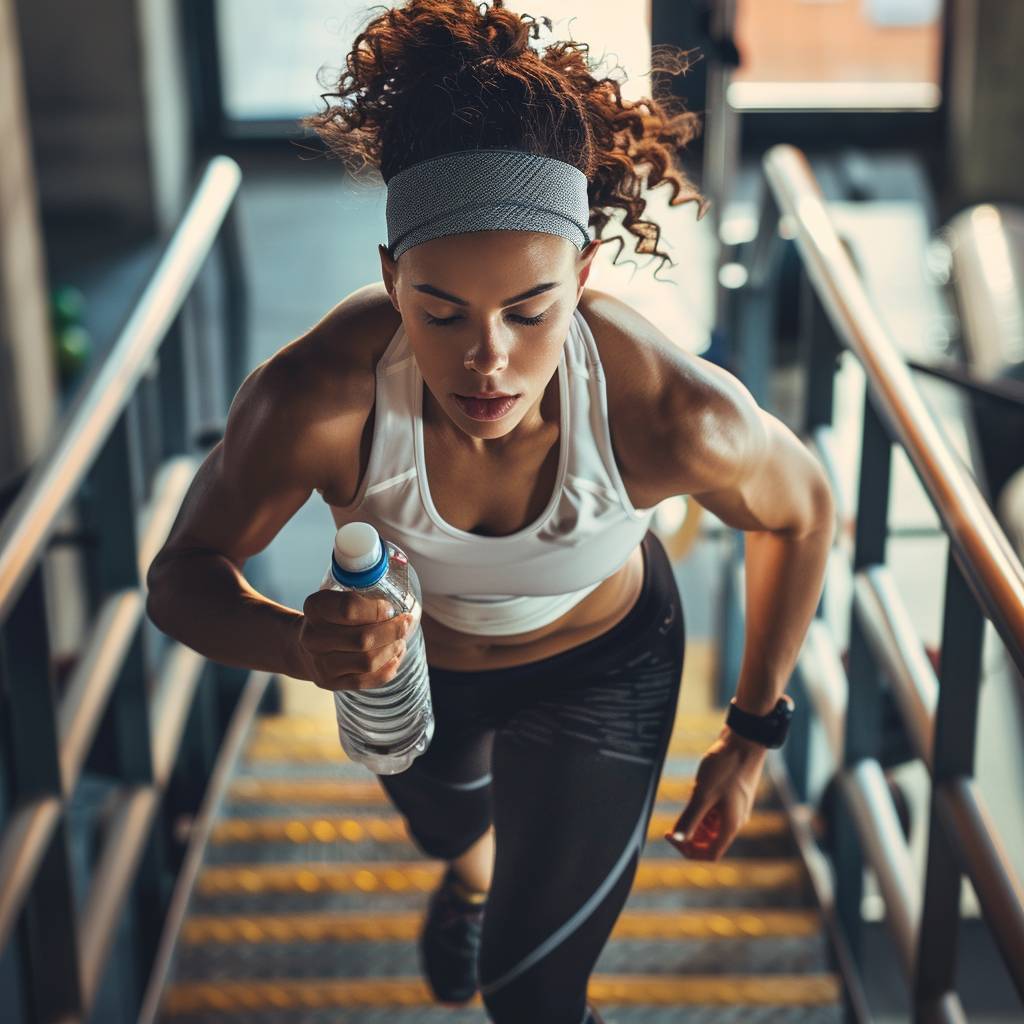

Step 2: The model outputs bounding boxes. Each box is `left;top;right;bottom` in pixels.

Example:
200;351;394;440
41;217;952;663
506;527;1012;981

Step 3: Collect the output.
412;281;560;308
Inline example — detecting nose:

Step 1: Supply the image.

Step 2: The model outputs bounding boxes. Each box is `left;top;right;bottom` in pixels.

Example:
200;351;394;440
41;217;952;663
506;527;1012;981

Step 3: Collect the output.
464;328;510;374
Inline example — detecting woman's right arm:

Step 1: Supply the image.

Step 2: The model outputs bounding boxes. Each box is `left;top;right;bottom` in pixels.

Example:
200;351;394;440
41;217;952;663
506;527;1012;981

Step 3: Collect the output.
145;356;337;680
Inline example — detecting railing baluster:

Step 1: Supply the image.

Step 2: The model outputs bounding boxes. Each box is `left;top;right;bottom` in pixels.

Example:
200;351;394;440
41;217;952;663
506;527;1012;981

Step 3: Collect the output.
914;549;985;1014
799;271;841;435
137;362;163;505
84;412;142;595
836;396;893;975
157;311;190;459
219;201;249;413
0;567;81;1020
785;270;844;802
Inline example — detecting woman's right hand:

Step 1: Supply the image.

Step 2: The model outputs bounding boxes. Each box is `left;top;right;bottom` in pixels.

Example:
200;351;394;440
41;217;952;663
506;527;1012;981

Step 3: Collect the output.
293;591;413;691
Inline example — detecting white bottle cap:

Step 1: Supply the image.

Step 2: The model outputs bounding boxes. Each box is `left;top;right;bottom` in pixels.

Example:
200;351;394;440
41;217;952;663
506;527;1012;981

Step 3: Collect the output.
333;522;383;573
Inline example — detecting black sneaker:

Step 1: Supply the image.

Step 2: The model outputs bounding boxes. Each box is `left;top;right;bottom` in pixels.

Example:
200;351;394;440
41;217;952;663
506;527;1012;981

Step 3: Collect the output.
585;1004;608;1024
419;865;487;1004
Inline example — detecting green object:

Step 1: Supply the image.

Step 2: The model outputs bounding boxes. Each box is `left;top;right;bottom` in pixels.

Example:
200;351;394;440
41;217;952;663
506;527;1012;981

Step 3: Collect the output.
56;324;91;379
51;285;86;329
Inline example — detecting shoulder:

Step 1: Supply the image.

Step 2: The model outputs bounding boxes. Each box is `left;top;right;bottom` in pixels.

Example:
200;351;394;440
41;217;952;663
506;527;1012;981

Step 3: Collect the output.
225;283;399;489
578;287;765;496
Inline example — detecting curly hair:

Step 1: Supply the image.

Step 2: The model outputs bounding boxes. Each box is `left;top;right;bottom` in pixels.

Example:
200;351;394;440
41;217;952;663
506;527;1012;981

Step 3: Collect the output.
300;0;709;279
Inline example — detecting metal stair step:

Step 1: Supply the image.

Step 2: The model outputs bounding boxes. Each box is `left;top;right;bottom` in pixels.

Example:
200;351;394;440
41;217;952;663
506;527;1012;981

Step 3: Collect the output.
169;933;830;982
224;772;777;809
194;858;808;897
249;708;730;743
180;907;824;944
187;857;815;916
200;809;794;865
160;973;843;1015
161;704;839;1020
239;710;730;766
155;1007;844;1024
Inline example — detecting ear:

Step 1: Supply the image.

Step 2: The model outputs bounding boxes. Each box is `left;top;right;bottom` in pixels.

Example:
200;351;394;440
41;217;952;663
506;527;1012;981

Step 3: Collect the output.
378;245;401;312
576;239;602;294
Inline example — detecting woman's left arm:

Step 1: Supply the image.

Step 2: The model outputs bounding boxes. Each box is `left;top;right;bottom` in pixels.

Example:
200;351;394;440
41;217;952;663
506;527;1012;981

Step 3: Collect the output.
666;385;836;861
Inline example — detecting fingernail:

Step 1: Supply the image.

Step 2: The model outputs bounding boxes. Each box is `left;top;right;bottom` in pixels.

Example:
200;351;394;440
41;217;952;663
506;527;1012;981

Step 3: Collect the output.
385;607;396;618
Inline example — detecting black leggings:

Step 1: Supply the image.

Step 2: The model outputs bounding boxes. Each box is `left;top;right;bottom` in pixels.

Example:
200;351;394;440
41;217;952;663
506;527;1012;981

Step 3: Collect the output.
377;529;686;1024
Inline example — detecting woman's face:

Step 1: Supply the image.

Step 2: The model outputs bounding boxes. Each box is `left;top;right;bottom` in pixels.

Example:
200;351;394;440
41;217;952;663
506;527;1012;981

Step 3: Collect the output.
379;230;601;450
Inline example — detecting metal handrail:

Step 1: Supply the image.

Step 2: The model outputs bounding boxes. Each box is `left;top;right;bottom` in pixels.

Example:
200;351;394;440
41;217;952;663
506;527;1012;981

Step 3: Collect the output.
0;156;242;623
743;143;1024;1015
0;155;244;1021
761;144;1024;671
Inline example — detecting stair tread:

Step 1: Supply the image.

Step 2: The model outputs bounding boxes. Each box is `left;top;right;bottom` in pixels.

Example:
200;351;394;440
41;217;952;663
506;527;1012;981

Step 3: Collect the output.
159;702;840;1017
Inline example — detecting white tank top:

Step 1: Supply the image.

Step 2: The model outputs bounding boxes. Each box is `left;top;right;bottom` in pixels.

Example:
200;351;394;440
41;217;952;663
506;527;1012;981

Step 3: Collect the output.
325;305;658;636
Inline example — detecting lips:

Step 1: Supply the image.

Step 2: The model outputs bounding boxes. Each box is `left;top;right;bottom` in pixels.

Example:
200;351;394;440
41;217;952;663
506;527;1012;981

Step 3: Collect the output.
452;393;520;421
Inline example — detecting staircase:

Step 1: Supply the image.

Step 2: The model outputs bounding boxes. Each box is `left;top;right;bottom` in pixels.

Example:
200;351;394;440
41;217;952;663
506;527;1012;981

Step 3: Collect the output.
155;670;844;1023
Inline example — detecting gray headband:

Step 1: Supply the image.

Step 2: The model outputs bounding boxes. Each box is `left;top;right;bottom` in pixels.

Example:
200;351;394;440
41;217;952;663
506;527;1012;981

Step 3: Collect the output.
385;148;592;260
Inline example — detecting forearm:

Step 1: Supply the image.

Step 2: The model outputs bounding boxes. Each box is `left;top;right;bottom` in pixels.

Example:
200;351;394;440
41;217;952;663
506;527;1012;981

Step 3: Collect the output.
732;520;833;716
146;551;307;679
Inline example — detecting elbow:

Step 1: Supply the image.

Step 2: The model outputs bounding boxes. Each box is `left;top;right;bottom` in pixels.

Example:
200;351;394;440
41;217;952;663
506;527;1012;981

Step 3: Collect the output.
145;577;166;634
144;552;175;631
801;468;837;541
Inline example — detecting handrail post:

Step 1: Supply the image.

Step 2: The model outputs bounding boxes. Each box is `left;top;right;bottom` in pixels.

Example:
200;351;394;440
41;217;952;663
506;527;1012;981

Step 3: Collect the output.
836;396;893;973
157;310;191;459
219;200;249;415
799;267;841;436
785;268;846;802
0;566;82;1018
913;549;986;1017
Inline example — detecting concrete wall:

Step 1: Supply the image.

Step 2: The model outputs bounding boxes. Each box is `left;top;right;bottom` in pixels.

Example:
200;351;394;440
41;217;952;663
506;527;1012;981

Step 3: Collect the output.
946;0;1024;206
14;0;192;234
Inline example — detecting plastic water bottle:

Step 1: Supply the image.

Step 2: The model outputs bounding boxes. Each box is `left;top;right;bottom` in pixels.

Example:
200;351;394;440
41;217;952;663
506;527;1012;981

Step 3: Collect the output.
320;522;434;774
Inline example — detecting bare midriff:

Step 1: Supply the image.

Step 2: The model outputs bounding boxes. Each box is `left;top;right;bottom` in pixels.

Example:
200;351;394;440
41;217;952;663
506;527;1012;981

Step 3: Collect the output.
418;542;645;671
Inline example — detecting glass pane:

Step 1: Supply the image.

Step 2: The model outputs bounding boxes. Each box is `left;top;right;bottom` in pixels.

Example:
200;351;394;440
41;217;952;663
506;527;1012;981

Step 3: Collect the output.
217;0;374;121
731;0;943;110
216;0;655;124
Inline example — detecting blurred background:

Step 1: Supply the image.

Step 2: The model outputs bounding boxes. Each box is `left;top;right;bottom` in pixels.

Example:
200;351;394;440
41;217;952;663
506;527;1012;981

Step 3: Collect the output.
1;2;1022;1023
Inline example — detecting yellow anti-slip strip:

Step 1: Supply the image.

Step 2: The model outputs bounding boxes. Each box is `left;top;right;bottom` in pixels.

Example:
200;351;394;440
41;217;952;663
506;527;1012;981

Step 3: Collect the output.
162;974;841;1013
227;775;771;805
254;707;729;739
197;859;805;896
246;728;716;762
209;810;788;845
182;907;823;944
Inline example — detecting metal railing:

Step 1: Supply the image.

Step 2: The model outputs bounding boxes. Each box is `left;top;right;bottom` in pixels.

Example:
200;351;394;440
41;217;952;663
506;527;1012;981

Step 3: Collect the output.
0;155;263;1023
720;144;1024;1023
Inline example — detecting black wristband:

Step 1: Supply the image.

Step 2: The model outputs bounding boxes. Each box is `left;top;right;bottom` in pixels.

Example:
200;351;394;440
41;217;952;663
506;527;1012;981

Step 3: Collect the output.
725;694;795;749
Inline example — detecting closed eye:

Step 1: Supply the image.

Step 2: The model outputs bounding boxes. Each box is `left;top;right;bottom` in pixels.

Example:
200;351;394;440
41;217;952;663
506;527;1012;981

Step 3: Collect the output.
424;312;548;327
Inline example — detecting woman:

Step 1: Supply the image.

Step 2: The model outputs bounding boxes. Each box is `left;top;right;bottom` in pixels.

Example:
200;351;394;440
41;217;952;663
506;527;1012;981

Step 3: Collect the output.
146;3;834;1021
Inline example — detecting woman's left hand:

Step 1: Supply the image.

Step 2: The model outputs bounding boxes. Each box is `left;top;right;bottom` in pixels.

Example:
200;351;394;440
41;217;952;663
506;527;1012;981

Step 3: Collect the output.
663;727;768;861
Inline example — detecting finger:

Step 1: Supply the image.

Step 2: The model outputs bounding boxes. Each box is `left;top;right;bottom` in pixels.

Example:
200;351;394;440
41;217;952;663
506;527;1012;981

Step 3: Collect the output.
302;614;412;655
670;789;717;843
690;806;723;848
318;637;407;677
701;805;744;860
317;644;405;692
304;590;396;626
702;825;739;861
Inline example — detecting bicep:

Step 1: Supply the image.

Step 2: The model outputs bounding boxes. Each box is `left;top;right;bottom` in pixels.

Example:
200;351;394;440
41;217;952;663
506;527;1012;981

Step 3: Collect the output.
153;442;313;572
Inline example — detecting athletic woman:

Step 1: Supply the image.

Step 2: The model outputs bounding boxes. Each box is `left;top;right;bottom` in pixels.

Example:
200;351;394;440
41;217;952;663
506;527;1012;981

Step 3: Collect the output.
146;3;834;1021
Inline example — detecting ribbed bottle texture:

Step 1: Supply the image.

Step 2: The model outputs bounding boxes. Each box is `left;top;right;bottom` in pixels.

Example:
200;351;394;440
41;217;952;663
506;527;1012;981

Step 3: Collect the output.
320;523;433;774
